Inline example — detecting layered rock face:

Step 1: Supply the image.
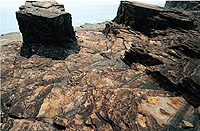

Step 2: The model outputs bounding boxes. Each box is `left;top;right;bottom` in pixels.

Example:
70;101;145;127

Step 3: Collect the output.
103;1;200;130
1;1;200;131
165;1;200;28
112;1;197;37
165;1;200;11
16;1;79;60
104;0;200;108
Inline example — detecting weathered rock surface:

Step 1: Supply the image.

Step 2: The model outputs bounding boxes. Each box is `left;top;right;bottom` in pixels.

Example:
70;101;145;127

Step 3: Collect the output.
16;1;79;60
112;1;197;37
104;0;200;107
165;1;200;11
165;1;200;28
1;1;200;131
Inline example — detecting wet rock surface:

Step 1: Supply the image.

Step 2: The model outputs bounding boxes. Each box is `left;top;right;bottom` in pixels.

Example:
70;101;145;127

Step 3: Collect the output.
1;1;200;131
16;1;79;60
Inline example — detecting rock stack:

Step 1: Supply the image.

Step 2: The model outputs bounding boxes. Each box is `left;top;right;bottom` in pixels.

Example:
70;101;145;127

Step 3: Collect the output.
16;1;79;60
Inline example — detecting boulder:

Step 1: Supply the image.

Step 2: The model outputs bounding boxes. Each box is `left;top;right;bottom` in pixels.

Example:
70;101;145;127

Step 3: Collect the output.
16;1;79;60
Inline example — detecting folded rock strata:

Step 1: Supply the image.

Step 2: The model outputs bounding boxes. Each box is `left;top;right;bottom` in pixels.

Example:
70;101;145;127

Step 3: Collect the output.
16;1;79;60
1;1;200;131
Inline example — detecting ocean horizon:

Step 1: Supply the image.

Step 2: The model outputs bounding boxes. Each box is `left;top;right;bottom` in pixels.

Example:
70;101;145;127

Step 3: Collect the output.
0;1;165;34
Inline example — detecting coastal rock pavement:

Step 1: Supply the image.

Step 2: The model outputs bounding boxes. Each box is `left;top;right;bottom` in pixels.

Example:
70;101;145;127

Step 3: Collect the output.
1;1;200;131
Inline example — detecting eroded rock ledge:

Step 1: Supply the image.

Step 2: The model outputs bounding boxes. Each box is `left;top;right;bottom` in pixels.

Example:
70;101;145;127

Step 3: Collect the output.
111;1;197;37
104;1;200;107
165;1;200;28
16;1;79;60
1;1;200;131
165;1;200;11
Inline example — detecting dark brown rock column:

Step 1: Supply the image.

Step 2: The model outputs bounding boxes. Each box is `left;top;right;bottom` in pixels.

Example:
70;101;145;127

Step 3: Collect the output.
16;1;79;60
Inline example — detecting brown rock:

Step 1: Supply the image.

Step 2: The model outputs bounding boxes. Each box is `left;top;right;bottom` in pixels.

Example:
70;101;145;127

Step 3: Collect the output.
182;120;194;129
104;0;200;108
111;1;196;37
1;1;200;131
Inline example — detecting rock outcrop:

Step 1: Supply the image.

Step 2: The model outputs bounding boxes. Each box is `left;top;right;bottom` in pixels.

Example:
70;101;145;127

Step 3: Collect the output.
16;1;79;60
165;1;200;28
104;0;200;108
1;1;200;131
111;1;197;37
165;1;200;11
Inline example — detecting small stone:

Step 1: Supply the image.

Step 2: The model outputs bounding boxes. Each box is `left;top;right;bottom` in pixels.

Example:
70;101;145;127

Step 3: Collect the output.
31;49;35;53
53;116;69;128
198;107;200;113
182;120;194;129
136;113;147;128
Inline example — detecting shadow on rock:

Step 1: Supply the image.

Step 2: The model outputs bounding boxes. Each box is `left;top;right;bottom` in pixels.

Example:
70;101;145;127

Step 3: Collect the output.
20;41;80;60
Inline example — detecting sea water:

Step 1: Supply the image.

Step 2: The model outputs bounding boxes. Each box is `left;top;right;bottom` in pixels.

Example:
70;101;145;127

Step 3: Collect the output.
0;1;165;34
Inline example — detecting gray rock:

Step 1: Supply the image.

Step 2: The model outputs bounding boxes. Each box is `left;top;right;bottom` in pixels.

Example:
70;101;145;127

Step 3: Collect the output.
165;1;200;28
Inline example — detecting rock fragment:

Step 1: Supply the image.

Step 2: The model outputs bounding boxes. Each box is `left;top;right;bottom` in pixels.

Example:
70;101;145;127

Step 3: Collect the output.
182;120;194;129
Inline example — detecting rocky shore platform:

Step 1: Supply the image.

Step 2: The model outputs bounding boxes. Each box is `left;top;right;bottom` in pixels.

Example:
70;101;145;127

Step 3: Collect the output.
1;1;200;131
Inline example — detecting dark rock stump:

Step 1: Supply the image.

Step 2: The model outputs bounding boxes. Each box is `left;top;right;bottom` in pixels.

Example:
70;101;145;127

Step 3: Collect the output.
16;1;80;60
